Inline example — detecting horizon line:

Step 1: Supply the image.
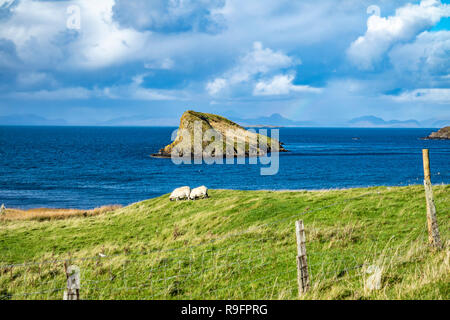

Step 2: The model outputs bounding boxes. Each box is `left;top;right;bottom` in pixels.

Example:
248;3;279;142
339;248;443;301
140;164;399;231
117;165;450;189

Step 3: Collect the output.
0;124;441;129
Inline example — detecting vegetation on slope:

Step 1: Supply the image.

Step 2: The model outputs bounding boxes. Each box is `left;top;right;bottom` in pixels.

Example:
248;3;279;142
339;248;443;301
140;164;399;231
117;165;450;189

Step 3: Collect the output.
424;126;450;140
153;110;287;158
0;185;449;300
0;206;121;222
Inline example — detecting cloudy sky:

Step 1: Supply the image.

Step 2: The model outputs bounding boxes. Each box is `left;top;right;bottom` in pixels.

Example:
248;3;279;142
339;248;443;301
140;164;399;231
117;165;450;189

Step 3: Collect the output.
0;0;449;125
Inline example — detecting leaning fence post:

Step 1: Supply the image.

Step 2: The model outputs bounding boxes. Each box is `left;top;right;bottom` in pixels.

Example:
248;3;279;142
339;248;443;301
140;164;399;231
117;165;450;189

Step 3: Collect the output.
422;149;442;249
63;261;80;300
295;220;310;297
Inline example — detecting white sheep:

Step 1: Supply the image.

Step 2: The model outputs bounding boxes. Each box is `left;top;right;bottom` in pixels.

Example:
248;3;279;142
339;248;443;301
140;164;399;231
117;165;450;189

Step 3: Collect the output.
189;186;209;200
169;186;191;201
0;204;5;215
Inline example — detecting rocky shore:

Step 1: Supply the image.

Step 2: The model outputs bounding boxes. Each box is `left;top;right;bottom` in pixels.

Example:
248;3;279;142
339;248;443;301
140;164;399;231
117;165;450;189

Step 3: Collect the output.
423;126;450;140
151;110;287;158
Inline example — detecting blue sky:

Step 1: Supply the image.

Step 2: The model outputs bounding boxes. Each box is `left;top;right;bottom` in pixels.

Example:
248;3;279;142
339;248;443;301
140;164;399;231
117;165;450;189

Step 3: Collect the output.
0;0;449;125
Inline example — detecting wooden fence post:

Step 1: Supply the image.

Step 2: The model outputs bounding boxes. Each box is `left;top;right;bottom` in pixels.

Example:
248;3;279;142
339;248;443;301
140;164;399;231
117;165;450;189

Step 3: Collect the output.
422;149;442;249
63;262;80;300
295;220;310;297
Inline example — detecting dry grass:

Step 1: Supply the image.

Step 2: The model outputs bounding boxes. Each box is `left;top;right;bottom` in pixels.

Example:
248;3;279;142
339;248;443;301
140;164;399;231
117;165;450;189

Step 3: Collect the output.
1;185;448;300
0;205;122;222
302;238;450;300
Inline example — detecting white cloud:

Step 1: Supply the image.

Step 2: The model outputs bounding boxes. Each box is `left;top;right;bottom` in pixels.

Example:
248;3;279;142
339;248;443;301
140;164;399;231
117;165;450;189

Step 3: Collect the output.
389;30;450;78
71;0;150;69
112;0;225;33
6;73;182;101
348;0;450;70
0;0;15;8
0;0;150;69
8;86;178;101
127;75;178;100
9;87;93;100
16;72;58;88
144;58;174;70
0;0;67;66
206;78;227;95
253;74;321;96
230;42;295;83
0;0;448;122
206;41;298;95
390;88;450;103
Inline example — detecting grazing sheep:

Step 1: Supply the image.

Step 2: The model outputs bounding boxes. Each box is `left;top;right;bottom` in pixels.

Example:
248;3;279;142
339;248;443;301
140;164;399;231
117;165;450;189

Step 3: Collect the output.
189;186;209;200
169;186;191;201
0;204;5;215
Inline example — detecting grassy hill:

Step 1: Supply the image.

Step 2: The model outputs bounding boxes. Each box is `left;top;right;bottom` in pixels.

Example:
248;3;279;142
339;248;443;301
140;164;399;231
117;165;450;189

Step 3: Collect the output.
0;185;449;300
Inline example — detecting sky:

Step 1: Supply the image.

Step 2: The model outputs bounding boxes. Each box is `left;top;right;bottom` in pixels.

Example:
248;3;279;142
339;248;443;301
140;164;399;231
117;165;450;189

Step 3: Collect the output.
0;0;449;126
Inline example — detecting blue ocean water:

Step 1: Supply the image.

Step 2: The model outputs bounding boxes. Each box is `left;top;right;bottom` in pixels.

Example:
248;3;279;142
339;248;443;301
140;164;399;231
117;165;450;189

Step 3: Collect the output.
0;126;448;209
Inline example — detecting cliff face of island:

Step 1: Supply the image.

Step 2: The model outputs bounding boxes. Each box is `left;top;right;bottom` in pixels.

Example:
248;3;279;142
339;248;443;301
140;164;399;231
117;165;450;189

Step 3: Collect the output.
424;126;450;140
152;110;287;158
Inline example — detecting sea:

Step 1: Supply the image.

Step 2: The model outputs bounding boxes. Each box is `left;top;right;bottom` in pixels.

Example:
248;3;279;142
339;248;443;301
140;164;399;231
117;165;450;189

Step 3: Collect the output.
0;126;448;209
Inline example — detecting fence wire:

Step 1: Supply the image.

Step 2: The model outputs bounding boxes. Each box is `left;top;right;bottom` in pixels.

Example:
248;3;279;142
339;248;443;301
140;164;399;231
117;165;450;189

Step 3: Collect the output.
0;185;448;300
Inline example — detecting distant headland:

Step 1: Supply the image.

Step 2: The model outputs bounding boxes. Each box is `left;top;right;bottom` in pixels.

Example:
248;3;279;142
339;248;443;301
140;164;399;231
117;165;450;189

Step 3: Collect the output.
423;126;450;140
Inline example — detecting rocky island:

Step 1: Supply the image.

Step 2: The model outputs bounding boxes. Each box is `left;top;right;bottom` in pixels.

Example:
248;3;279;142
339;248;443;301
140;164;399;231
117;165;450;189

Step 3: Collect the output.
423;126;450;140
152;110;287;158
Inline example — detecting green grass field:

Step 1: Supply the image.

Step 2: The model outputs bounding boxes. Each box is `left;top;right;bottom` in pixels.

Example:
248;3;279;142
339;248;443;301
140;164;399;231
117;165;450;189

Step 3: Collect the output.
0;185;449;300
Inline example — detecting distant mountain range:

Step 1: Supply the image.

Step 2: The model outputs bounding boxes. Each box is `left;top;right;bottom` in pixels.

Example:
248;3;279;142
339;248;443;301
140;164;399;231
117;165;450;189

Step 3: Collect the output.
348;116;448;128
348;116;420;128
227;113;316;127
230;114;448;128
99;115;178;126
0;113;447;128
0;114;178;126
420;119;450;128
0;114;67;126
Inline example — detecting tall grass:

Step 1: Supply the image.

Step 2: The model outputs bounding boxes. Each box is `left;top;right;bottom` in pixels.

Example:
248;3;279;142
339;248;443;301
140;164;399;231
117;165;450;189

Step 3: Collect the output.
0;205;122;222
0;185;448;300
